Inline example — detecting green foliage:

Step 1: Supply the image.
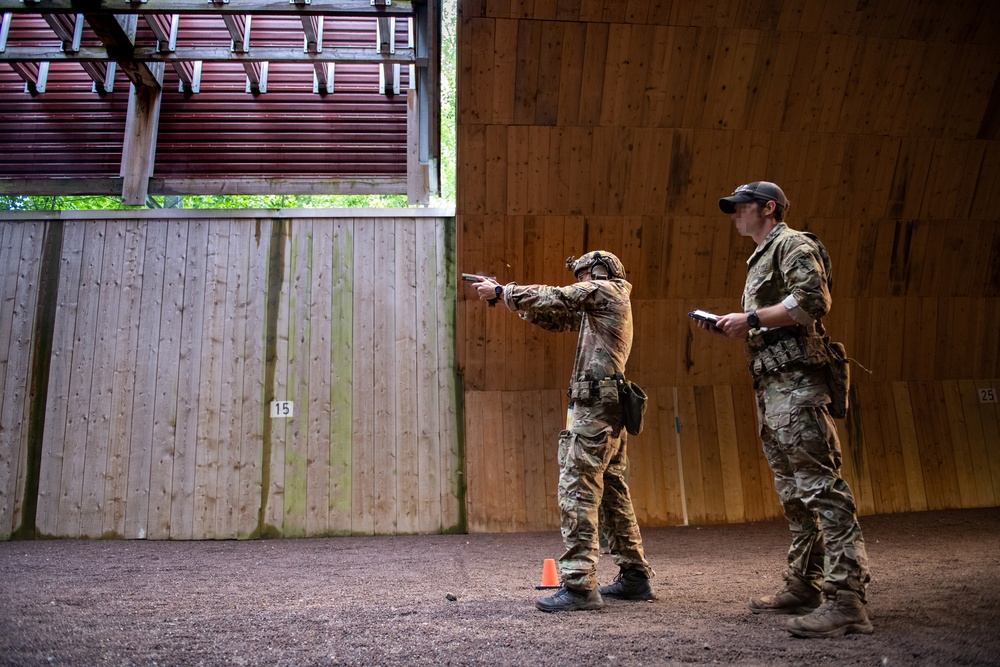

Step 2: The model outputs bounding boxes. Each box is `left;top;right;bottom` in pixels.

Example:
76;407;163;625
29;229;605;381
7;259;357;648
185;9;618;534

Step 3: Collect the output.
170;194;410;209
436;0;458;206
0;195;141;211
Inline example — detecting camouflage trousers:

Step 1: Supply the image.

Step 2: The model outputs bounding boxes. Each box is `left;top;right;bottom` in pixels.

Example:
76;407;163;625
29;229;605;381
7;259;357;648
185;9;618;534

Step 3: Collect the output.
755;367;871;599
557;398;653;591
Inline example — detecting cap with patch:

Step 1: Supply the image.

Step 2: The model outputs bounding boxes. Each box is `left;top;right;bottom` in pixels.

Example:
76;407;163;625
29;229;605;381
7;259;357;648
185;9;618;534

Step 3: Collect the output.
719;181;788;214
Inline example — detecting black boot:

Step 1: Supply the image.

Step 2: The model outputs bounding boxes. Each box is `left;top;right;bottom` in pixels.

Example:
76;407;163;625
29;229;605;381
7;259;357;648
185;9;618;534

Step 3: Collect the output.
598;568;655;601
535;586;605;612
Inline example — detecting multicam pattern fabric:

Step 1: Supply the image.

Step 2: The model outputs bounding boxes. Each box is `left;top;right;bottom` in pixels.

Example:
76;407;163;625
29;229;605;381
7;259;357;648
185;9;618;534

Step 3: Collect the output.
743;224;870;598
502;278;653;590
503;279;633;382
742;223;832;356
742;223;832;320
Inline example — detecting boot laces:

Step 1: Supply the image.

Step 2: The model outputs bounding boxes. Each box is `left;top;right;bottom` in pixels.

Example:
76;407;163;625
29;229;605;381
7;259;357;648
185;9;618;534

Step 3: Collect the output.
811;597;838;619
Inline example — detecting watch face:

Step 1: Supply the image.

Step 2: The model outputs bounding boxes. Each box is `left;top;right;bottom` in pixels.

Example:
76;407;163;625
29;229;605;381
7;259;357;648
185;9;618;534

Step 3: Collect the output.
494;285;503;298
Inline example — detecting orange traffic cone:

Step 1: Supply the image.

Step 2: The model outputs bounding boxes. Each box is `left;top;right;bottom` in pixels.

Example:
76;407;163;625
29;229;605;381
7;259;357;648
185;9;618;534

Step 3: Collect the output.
535;558;560;590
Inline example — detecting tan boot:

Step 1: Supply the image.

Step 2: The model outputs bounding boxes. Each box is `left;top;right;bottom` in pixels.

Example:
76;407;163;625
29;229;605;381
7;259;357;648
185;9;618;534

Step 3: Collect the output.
749;571;822;615
786;585;874;638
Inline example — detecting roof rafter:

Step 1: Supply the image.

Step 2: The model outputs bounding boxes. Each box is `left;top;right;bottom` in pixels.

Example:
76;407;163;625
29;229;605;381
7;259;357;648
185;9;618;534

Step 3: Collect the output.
0;0;439;205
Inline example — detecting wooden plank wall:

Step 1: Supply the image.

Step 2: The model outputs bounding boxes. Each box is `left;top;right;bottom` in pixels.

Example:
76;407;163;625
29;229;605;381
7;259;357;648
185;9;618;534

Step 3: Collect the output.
0;211;461;540
456;0;1000;531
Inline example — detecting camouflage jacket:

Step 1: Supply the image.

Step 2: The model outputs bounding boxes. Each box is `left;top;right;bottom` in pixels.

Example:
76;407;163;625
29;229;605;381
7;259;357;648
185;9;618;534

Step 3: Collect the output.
499;279;633;384
743;223;833;360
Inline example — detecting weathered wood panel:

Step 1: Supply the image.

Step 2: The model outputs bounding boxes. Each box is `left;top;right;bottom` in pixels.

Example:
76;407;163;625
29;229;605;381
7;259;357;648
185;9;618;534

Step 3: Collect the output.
457;0;1000;531
0;223;44;538
0;210;460;540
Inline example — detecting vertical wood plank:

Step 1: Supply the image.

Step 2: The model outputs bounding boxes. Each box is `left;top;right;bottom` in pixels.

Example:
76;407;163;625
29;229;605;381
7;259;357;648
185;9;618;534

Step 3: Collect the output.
395;218;420;533
238;218;269;538
329;219;355;533
373;219;398;533
263;221;292;536
149;222;191;538
193;221;229;539
306;220;336;536
732;380;768;521
480;390;504;531
216;220;251;539
958;379;997;507
352;219;376;535
464;390;486;532
851;384;890;514
0;223;41;537
37;222;85;537
713;385;744;522
941;380;982;508
170;220;209;540
501;391;528;530
891;381;928;512
541;389;564;527
435;217;461;531
125;222;167;539
676;386;707;523
103;221;145;539
416;219;443;532
694;386;726;522
58;221;107;538
282;223;311;538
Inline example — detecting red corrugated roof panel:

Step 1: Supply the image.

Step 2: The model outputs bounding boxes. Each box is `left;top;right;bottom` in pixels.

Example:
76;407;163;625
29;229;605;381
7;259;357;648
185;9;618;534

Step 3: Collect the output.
0;12;412;185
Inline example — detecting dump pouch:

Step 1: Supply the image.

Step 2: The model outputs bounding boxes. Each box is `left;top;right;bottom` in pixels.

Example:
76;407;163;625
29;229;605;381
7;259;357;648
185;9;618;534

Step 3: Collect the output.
614;373;648;436
824;339;850;418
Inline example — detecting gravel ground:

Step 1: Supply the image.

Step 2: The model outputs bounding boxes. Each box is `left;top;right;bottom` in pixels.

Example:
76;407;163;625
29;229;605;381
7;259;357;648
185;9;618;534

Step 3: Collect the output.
1;507;998;666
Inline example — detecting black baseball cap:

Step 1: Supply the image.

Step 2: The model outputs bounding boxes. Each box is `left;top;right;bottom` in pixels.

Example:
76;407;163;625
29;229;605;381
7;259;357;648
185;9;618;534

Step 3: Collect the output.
718;181;788;214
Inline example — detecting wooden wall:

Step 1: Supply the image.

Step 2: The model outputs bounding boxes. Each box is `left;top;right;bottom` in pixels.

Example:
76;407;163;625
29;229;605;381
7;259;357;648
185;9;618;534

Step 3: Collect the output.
456;0;1000;531
0;210;461;540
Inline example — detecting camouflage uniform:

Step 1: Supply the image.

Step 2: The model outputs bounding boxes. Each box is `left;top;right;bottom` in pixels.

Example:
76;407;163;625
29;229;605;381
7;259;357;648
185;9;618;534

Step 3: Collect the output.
500;277;653;591
744;223;870;598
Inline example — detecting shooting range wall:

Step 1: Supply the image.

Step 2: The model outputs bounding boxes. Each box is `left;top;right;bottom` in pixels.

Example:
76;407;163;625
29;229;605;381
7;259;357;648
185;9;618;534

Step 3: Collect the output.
0;210;461;540
455;0;1000;531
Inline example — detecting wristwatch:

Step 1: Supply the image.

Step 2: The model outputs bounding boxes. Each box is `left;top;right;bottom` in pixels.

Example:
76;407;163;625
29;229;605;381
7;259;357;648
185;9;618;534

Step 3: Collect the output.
746;311;761;330
494;285;504;300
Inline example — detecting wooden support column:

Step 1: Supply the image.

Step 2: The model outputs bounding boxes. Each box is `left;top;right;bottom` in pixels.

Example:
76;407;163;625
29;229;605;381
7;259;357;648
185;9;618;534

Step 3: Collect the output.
407;88;429;205
120;61;165;205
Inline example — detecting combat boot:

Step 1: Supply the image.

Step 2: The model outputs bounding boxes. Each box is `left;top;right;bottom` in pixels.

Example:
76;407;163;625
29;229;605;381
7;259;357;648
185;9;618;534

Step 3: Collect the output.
535;586;605;612
598;567;655;601
748;571;822;615
785;585;874;638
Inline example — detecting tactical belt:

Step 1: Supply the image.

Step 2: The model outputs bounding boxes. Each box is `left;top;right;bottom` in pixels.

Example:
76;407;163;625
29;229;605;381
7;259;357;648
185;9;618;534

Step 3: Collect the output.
569;378;619;403
748;330;827;378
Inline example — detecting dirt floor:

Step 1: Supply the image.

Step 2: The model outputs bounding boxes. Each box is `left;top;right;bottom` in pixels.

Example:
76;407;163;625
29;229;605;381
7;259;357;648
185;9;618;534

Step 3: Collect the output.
1;507;998;667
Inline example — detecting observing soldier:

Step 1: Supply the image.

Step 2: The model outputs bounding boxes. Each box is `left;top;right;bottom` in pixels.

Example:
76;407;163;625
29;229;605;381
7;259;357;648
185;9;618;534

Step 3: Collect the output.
467;251;655;612
693;182;873;638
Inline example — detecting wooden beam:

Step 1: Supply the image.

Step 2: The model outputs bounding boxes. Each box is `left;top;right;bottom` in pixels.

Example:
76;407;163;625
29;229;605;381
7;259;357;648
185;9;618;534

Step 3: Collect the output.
84;12;160;88
120;62;166;205
0;44;418;64
407;88;430;205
